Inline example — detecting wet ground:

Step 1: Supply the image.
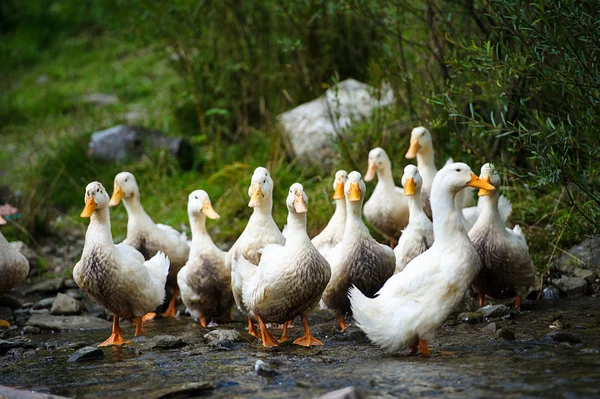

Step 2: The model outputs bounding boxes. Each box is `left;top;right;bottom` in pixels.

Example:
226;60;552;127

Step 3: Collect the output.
1;296;600;398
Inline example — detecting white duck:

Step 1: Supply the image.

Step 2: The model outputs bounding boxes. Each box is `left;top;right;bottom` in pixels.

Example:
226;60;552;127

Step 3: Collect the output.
177;190;233;327
74;182;169;346
349;163;495;356
469;164;535;309
110;172;190;318
363;148;409;248
229;167;285;337
394;165;434;273
405;127;437;219
322;171;395;331
0;217;29;327
311;170;348;258
236;183;331;347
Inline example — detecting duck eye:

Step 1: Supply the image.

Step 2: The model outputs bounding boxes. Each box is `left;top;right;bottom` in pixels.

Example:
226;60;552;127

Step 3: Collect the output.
194;196;198;200
456;168;461;172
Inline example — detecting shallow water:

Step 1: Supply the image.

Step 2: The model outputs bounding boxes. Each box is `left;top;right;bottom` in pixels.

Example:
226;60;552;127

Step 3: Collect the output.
1;297;599;398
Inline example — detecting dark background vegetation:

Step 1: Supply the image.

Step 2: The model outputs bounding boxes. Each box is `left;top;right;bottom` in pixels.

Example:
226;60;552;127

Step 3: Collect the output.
1;0;598;276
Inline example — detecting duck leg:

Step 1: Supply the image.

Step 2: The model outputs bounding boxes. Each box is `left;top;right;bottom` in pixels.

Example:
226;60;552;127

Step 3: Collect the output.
279;321;291;342
248;317;261;338
99;315;127;347
142;312;156;321
134;317;143;337
294;314;323;347
478;291;485;307
161;288;179;317
337;315;347;331
199;317;208;328
418;338;430;357
256;315;279;347
514;295;521;309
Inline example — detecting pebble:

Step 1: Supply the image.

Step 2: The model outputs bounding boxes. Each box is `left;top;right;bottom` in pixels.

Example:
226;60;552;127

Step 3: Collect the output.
33;297;55;310
6;347;25;360
204;329;242;348
542;286;561;300
318;386;364;399
479;304;510;318
23;349;37;359
23;326;41;334
27;314;111;331
26;278;64;294
145;335;187;350
495;328;516;341
545;331;582;344
153;382;215;399
67;346;104;362
50;293;81;315
482;322;500;332
254;359;278;377
64;289;83;300
458;312;483;324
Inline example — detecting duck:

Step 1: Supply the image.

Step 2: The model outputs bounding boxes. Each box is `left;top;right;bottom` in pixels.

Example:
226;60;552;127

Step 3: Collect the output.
177;190;233;327
394;165;434;273
109;172;190;318
311;170;348;258
74;182;169;346
363;148;409;248
469;163;535;309
229;167;286;337
236;183;331;347
321;171;395;331
349;163;495;356
405;127;437;219
0;217;29;327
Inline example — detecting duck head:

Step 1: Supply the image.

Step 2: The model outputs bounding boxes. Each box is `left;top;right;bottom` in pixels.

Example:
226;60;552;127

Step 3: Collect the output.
401;164;423;196
345;171;366;202
188;190;220;219
109;172;139;206
364;147;391;182
436;162;496;195
405;126;433;159
478;163;500;197
286;183;308;214
247;167;273;208
81;182;110;218
333;170;349;200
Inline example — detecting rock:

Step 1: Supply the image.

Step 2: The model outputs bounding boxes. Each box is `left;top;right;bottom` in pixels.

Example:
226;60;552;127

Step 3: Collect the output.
64;279;79;289
80;93;119;105
64;289;83;300
87;125;194;169
33;297;55;310
495;328;516;341
23;326;41;334
9;241;38;267
254;359;278;377
67;346;104;362
317;386;364;399
553;236;600;274
50;293;81;315
542;286;561;300
26;278;64;294
458;312;483;324
545;331;581;344
27;314;111;331
6;347;25;360
23;349;36;359
152;382;215;399
0;386;71;398
479;304;510;318
278;79;395;167
483;322;500;332
203;329;242;348
0;294;23;309
145;335;187;350
573;269;597;284
0;339;35;355
552;276;587;297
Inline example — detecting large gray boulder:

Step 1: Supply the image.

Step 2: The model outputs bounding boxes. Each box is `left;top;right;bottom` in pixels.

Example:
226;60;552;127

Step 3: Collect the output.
553;236;600;274
278;79;395;166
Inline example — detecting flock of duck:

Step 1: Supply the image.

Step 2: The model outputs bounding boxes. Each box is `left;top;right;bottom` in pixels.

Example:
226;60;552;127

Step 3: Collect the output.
0;127;535;356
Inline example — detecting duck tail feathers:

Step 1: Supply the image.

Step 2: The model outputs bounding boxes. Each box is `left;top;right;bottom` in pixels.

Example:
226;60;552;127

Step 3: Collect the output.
498;195;513;222
145;251;170;289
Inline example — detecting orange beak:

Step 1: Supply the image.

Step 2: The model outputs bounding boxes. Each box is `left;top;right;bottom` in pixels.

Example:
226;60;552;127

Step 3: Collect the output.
405;139;421;159
403;177;416;196
109;185;123;206
248;184;263;207
468;173;495;194
347;182;361;202
81;196;97;218
0;215;6;225
202;201;220;219
293;194;307;213
333;182;345;200
477;176;493;196
364;161;377;182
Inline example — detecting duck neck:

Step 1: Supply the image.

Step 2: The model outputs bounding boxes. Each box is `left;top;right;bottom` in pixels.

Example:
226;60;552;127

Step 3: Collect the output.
376;165;396;189
251;196;274;220
331;198;347;222
407;190;425;223
190;213;210;241
477;192;505;228
286;210;308;242
431;189;466;243
417;146;437;184
86;207;114;247
344;198;367;236
122;194;153;225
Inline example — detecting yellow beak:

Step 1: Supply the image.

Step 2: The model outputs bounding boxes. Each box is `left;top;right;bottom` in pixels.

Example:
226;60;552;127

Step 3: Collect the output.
333;182;345;200
81;196;97;218
468;173;495;194
0;215;6;225
293;194;307;213
477;176;493;196
403;177;416;196
202;202;220;219
347;181;361;202
364;161;377;182
109;185;124;206
405;139;421;159
248;185;263;207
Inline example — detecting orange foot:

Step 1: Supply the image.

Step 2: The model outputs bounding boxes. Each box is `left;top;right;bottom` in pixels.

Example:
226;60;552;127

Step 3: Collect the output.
294;315;323;347
279;321;291;343
200;317;208;328
418;338;430;357
161;288;179;318
134;317;143;337
142;312;156;321
99;315;129;347
248;317;261;339
337;315;347;332
256;315;279;347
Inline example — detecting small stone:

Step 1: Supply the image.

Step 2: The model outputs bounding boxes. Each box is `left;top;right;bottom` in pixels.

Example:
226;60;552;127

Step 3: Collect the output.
23;349;36;359
33;297;55;309
23;326;41;334
495;328;516;341
27;314;111;331
26;278;64;294
458;312;483;324
0;295;22;309
0;339;35;355
6;347;25;360
67;346;104;362
318;386;364;399
542;286;561;300
50;293;81;315
573;269;597;284
552;276;587;297
545;331;581;344
64;289;83;300
64;279;79;289
479;304;510;318
9;241;38;267
203;329;242;348
145;335;187;350
153;382;215;399
254;359;278;377
549;320;566;330
483;322;499;332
